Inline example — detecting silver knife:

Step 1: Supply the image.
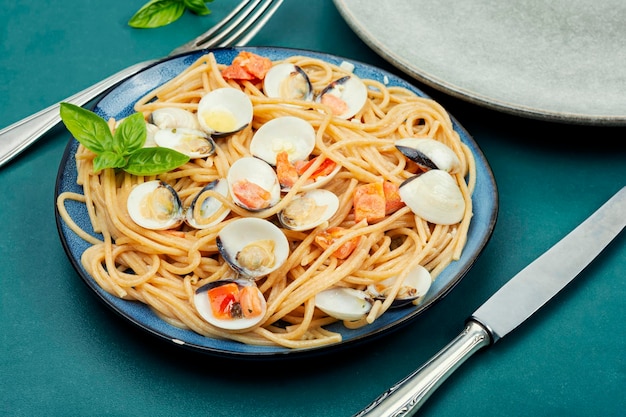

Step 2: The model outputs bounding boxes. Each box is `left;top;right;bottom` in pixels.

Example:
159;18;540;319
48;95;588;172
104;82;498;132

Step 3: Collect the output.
354;186;626;417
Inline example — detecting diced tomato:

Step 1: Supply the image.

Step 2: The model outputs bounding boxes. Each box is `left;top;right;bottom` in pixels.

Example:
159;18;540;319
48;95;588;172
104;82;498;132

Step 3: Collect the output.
320;93;348;116
208;283;240;319
239;286;263;318
294;157;337;179
232;179;271;210
315;227;362;260
353;182;386;224
238;51;272;79
221;63;255;80
221;51;273;81
383;181;405;214
275;151;299;189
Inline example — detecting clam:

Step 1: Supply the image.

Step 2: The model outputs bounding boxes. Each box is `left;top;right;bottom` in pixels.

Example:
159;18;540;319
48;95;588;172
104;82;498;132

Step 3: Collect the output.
149;107;201;130
249;116;316;165
196;88;253;137
399;169;465;225
298;160;342;192
154;127;216;159
367;265;432;307
395;138;461;173
278;189;339;231
317;75;368;119
216;217;289;279
227;157;281;211
263;63;314;102
185;179;231;229
126;180;183;230
314;287;372;321
144;123;159;147
194;279;266;330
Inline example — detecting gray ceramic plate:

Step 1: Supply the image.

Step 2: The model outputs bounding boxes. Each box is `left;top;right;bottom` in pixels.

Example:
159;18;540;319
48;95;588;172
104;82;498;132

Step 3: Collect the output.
55;46;498;358
333;0;626;125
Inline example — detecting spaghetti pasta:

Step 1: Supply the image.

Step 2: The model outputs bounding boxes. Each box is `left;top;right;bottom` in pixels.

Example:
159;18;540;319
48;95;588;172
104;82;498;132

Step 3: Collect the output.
57;51;475;349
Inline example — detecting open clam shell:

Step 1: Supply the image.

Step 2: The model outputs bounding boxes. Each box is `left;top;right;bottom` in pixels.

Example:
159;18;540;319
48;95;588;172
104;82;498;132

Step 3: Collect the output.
194;279;267;330
395;138;461;173
367;264;432;307
278;189;339;231
185;179;230;229
126;180;183;230
299;162;342;192
227;157;281;211
154;127;216;159
263;63;314;102
315;287;372;321
149;107;201;130
196;88;253;138
249;116;316;165
399;169;465;225
317;75;368;119
216;217;290;279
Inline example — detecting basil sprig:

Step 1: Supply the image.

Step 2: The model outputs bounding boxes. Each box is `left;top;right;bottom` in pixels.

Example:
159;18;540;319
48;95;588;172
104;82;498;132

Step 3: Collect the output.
60;102;189;175
128;0;214;29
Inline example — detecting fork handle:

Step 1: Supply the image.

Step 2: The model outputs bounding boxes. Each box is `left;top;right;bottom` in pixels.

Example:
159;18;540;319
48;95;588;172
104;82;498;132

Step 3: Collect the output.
0;59;156;168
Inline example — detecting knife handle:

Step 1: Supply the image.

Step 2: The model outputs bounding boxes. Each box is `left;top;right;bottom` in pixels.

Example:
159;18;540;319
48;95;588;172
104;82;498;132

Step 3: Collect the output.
353;321;491;417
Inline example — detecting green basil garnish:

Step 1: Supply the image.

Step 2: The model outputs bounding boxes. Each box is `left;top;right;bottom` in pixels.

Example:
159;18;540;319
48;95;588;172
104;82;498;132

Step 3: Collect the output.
113;112;147;156
59;102;190;176
59;103;113;154
125;147;191;176
184;0;213;16
93;151;127;173
128;0;214;28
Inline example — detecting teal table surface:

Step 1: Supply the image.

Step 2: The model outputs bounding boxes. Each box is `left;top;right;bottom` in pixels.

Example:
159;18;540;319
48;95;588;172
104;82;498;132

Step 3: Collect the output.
1;1;624;416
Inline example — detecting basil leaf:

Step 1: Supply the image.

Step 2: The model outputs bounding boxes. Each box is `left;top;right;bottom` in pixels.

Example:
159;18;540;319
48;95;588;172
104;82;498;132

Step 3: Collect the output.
93;151;127;172
113;112;146;156
128;0;186;28
184;0;212;15
124;147;190;176
60;103;113;154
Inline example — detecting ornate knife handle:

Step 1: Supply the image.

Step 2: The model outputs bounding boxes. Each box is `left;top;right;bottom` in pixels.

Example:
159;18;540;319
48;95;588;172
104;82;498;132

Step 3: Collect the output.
354;321;491;417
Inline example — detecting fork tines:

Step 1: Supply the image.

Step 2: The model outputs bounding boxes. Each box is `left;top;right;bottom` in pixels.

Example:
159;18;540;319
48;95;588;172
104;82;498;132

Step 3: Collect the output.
170;0;284;56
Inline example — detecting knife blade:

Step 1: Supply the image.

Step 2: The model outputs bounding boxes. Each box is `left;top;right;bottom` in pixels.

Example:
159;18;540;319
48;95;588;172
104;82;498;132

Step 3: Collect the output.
354;186;626;417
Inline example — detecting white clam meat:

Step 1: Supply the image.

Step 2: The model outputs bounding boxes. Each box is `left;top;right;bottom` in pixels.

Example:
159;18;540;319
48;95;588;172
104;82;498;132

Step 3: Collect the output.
185;179;231;229
249;116;316;165
227;157;281;211
216;217;289;279
399;169;466;225
154;127;216;159
317;75;368;119
395;138;461;173
367;265;432;307
315;287;372;321
126;180;183;230
194;280;267;330
196;88;253;137
278;189;339;231
149;107;201;130
263;63;313;102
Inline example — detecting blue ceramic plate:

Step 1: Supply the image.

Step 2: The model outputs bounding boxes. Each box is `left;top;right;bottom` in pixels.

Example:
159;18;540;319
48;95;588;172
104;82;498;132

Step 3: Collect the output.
55;46;498;358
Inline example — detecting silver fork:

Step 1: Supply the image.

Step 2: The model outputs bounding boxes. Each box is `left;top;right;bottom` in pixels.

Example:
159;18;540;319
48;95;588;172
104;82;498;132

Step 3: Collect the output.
0;0;283;168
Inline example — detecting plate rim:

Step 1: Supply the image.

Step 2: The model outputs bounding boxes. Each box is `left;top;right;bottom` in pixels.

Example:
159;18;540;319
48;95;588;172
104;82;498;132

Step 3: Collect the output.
332;0;626;126
54;45;499;359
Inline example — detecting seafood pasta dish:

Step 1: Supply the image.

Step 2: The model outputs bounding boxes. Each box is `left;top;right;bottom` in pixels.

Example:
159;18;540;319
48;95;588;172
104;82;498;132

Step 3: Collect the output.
57;50;476;349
